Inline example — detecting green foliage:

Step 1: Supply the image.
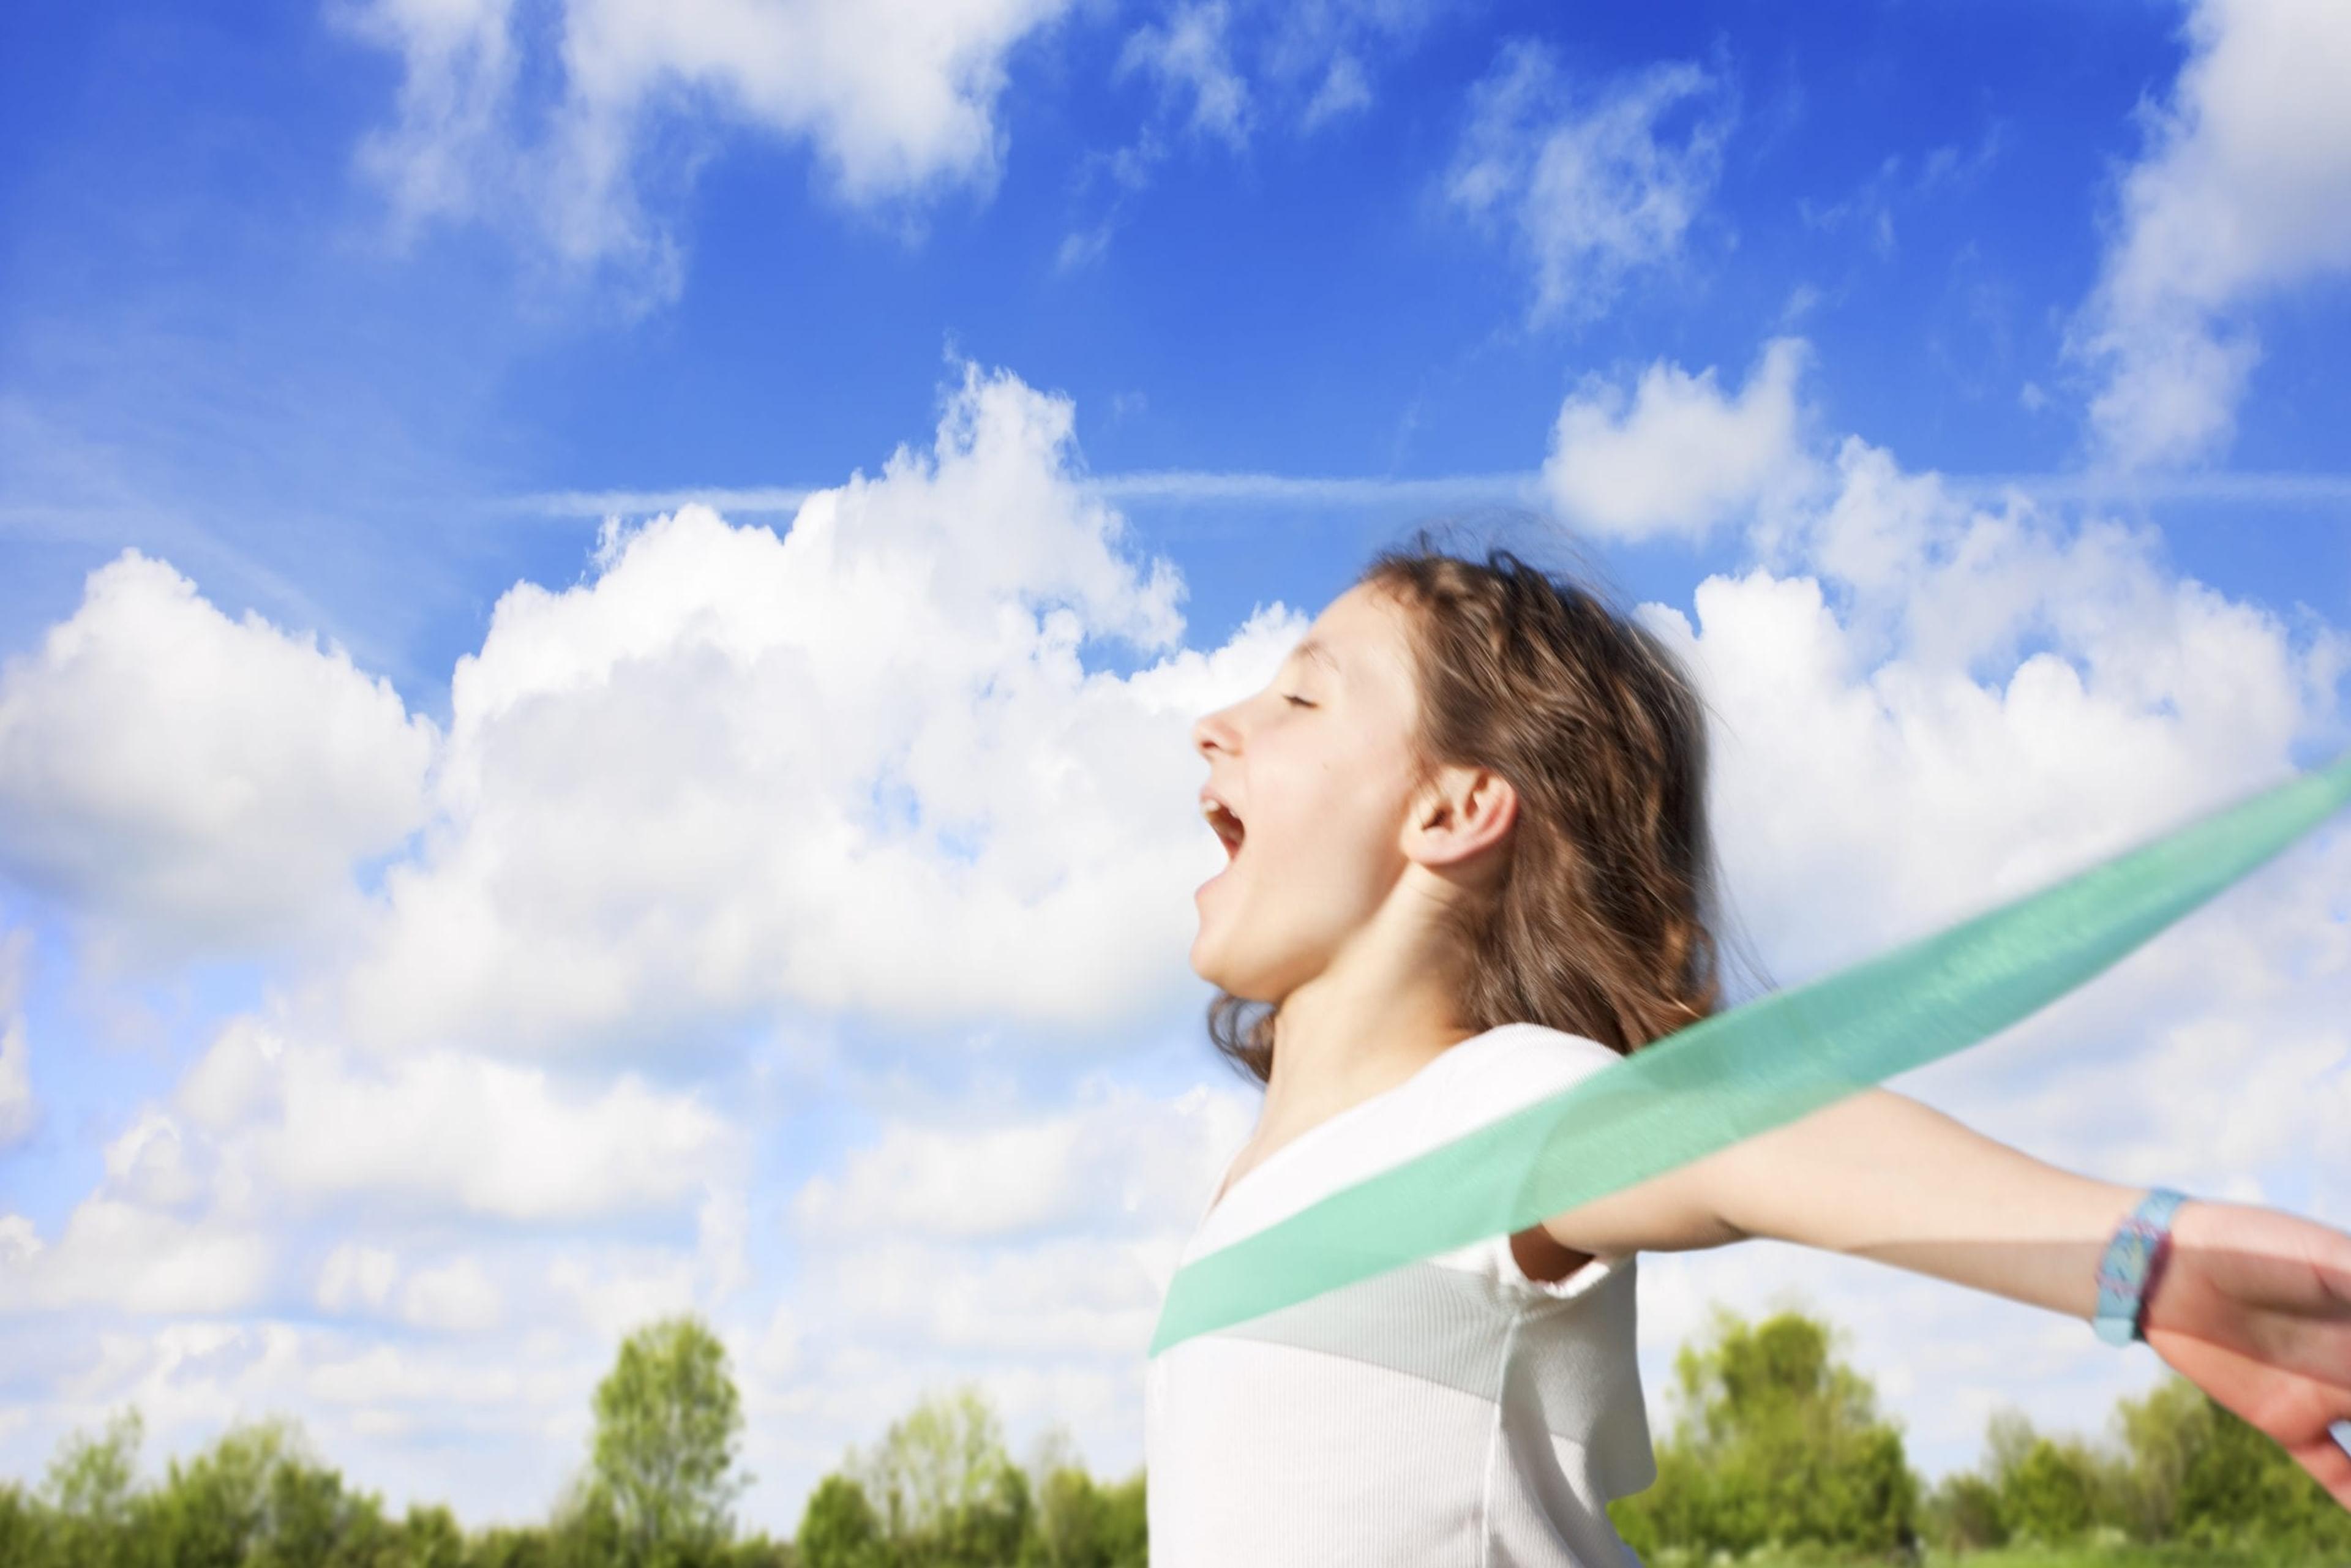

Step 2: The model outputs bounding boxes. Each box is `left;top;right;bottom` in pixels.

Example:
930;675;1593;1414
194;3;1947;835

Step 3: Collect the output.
2170;1395;2351;1556
1609;1307;1919;1558
786;1392;1146;1568
1021;1466;1145;1568
2003;1437;2101;1545
1919;1379;2351;1560
0;1318;786;1568
1925;1470;2009;1551
793;1476;883;1568
588;1316;749;1568
842;1386;1033;1567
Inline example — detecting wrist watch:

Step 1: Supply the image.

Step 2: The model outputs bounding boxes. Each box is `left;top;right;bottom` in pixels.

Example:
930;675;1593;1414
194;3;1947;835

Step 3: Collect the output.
2093;1187;2188;1346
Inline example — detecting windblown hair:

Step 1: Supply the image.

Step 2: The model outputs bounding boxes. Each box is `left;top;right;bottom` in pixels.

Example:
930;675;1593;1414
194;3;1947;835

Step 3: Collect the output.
1209;540;1723;1082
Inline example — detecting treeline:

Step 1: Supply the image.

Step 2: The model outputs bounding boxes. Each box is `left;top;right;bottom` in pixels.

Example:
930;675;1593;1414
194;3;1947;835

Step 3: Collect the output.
793;1388;1142;1568
0;1318;1139;1568
1608;1308;2351;1563
4;1307;2345;1566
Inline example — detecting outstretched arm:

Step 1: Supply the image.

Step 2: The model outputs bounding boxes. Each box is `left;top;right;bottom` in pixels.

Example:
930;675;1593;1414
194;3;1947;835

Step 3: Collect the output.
1537;1087;2351;1505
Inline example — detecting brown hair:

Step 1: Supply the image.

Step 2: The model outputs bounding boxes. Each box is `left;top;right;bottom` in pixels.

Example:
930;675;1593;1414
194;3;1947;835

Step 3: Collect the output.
1208;539;1723;1082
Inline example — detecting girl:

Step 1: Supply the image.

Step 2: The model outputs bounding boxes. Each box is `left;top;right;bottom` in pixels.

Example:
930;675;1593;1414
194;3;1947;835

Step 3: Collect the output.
1142;542;2351;1566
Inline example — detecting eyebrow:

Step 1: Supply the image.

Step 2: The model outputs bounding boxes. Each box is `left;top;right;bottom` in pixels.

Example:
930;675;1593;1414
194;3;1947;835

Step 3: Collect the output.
1292;638;1341;676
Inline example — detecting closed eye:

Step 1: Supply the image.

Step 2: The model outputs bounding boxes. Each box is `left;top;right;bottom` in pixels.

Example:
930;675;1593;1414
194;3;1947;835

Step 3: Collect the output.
1284;694;1315;708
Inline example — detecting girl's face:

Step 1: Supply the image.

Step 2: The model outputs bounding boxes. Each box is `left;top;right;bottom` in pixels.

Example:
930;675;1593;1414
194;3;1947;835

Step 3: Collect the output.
1190;583;1428;1002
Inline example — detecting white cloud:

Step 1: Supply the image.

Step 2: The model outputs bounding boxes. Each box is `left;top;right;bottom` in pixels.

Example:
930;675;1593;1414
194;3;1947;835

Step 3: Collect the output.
1120;2;1251;149
1543;338;1813;542
1300;54;1371;129
1259;0;1450;129
332;364;1295;1055
343;0;1077;294
248;1041;737;1221
800;1234;1169;1357
318;1243;401;1313
102;1111;203;1210
792;1079;1253;1241
2072;0;2351;467
178;1015;290;1133
0;1200;270;1317
1655;442;2340;981
0;926;31;1149
402;1257;504;1334
0;362;1309;1525
1060;1;1446;265
1447;41;1730;324
0;550;437;968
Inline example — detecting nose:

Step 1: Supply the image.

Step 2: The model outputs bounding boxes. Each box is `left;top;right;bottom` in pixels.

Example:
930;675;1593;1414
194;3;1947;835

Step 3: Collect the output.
1192;702;1242;761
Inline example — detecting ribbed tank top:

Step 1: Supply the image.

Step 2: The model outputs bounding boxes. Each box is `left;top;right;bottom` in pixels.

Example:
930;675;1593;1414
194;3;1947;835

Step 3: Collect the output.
1144;1022;1656;1567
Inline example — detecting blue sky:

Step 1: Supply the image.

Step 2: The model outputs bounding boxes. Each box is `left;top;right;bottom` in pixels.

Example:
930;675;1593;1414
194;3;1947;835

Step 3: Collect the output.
2;0;2349;1535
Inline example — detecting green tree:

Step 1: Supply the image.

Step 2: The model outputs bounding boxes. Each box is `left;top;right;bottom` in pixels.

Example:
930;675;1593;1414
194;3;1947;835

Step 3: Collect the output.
40;1408;144;1568
849;1386;1031;1566
794;1476;883;1568
148;1420;289;1568
1087;1474;1144;1568
1022;1465;1147;1568
2000;1436;2098;1544
399;1502;468;1568
588;1316;749;1567
1;1480;56;1568
1921;1470;2006;1552
2171;1386;2351;1555
2112;1375;2205;1540
1608;1307;1918;1556
467;1523;558;1568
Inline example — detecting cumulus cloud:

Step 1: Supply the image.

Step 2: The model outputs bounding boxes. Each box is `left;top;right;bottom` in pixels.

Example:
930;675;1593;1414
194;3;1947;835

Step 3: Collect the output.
1655;441;2341;981
332;364;1294;1056
0;361;1305;1520
1543;337;1814;542
792;1079;1253;1241
401;1257;504;1334
216;1035;738;1222
102;1111;204;1211
2072;0;2351;467
1447;40;1730;324
0;1202;270;1317
0;550;437;968
317;1244;400;1314
342;0;1076;294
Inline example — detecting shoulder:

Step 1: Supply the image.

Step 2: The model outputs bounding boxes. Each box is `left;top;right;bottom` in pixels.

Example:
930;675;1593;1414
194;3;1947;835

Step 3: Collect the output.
1440;1023;1624;1117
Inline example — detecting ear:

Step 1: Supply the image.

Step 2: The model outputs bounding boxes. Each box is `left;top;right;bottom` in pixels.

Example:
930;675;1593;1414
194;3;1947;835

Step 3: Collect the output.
1403;763;1518;871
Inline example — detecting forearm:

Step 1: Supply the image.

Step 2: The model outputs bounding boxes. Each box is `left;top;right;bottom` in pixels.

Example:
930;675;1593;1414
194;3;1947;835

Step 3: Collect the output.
1703;1087;2147;1318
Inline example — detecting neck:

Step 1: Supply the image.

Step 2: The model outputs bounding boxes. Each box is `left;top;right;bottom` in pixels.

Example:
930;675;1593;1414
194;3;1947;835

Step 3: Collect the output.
1259;883;1475;1129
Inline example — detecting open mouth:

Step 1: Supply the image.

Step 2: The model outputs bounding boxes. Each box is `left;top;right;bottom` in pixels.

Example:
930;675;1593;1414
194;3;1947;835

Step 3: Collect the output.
1203;798;1246;861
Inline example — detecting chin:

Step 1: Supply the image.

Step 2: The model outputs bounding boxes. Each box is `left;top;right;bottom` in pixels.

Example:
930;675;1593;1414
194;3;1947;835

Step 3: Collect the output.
1187;932;1233;991
1188;929;1257;1000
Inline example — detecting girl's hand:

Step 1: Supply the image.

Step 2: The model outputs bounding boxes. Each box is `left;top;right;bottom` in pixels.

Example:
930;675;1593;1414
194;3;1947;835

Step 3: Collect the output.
2142;1199;2351;1506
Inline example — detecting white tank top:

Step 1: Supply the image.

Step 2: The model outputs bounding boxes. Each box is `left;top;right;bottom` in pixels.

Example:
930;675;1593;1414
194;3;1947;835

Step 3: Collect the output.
1144;1022;1656;1567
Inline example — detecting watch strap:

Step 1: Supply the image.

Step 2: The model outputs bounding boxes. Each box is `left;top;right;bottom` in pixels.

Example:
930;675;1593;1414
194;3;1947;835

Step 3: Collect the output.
2093;1187;2188;1346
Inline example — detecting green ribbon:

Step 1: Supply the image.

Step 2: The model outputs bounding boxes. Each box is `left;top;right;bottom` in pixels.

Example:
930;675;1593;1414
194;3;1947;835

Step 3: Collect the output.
1151;754;2351;1357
